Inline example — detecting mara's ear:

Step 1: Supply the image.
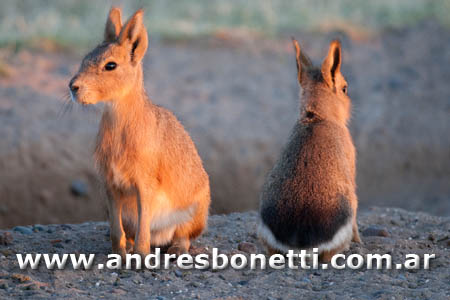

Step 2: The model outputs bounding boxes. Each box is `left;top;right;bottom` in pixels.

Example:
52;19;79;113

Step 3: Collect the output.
292;38;312;86
104;7;122;42
321;39;342;88
119;9;148;64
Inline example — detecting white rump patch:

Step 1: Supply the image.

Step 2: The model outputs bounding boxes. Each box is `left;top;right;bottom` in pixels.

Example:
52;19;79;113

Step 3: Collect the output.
257;218;353;254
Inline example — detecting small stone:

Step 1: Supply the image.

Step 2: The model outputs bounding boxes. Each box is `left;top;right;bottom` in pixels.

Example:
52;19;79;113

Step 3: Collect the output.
189;245;209;256
112;288;126;295
60;224;72;230
11;274;31;283
237;242;257;254
372;291;386;297
362;226;389;237
174;270;183;278
70;180;89;197
436;235;449;244
387;77;403;90
0;249;12;257
53;243;64;248
0;232;13;245
23;283;38;290
0;206;8;214
397;274;406;281
13;226;33;235
238;280;249;286
187;282;201;288
33;225;45;232
156;296;165;300
38;189;52;204
218;274;227;280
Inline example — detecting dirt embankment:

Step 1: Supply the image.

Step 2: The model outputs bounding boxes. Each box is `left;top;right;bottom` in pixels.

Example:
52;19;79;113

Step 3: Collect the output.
0;21;449;227
0;207;449;299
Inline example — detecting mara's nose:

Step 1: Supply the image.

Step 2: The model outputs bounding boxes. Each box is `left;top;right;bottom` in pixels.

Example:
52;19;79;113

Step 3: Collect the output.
69;78;79;94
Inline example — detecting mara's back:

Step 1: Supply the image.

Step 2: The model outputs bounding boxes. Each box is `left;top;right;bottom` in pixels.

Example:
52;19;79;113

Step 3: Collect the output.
151;105;210;199
260;120;354;248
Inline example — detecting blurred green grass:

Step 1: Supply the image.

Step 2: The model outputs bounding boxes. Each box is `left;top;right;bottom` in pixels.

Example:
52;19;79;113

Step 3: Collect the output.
0;0;449;51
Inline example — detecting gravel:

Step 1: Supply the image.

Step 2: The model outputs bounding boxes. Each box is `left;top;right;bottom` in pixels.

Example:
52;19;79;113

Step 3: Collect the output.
0;207;449;299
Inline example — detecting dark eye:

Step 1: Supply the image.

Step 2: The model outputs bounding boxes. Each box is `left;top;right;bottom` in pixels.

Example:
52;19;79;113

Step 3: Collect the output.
104;61;117;71
342;85;348;94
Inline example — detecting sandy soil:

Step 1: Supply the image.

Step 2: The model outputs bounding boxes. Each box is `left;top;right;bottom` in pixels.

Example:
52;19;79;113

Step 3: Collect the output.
0;207;449;299
0;21;449;227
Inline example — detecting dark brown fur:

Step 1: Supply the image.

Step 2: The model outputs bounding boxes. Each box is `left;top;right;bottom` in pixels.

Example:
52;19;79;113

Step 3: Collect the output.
259;39;361;261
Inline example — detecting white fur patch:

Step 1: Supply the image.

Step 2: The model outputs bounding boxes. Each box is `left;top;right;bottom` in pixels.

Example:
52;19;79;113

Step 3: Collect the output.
150;208;195;231
257;218;353;254
151;226;176;246
150;191;196;231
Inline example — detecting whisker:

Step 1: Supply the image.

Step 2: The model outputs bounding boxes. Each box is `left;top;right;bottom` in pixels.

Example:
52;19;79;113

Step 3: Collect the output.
57;93;74;120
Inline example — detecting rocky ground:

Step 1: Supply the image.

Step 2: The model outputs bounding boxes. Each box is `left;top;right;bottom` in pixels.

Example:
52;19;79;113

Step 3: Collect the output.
0;207;449;299
0;21;449;228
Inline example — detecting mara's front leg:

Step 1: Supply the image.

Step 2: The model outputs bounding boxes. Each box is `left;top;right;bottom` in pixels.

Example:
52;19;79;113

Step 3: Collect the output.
107;188;127;258
134;186;154;256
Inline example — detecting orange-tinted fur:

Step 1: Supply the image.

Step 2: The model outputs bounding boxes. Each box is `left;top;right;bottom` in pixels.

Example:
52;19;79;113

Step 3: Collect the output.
69;7;210;257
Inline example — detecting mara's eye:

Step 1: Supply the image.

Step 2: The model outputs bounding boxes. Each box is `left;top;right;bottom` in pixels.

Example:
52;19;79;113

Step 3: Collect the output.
342;85;348;94
104;61;117;71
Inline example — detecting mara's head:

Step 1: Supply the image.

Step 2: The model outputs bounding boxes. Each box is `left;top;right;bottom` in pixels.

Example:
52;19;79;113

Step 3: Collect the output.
292;38;351;125
68;7;148;105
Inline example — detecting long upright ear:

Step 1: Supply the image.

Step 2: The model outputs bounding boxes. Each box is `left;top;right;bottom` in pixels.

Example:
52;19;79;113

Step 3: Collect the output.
292;38;312;86
321;40;342;88
118;9;148;64
104;7;122;42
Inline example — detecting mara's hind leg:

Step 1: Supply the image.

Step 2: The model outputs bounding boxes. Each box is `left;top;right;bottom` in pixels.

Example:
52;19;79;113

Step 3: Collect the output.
260;239;282;256
352;218;362;243
319;243;349;263
126;237;134;253
349;194;361;243
167;201;208;256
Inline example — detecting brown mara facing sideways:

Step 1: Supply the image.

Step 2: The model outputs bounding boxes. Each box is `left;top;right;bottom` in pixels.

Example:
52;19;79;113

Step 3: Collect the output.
258;38;362;262
68;7;210;257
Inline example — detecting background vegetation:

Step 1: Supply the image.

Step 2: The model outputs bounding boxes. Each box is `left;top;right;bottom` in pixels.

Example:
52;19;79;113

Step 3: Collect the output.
0;0;449;51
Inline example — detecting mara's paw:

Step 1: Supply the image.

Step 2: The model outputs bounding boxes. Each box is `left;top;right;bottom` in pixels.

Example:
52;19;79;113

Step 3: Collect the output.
167;244;189;256
352;229;362;244
112;247;127;261
352;235;362;244
133;245;151;258
265;244;282;256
